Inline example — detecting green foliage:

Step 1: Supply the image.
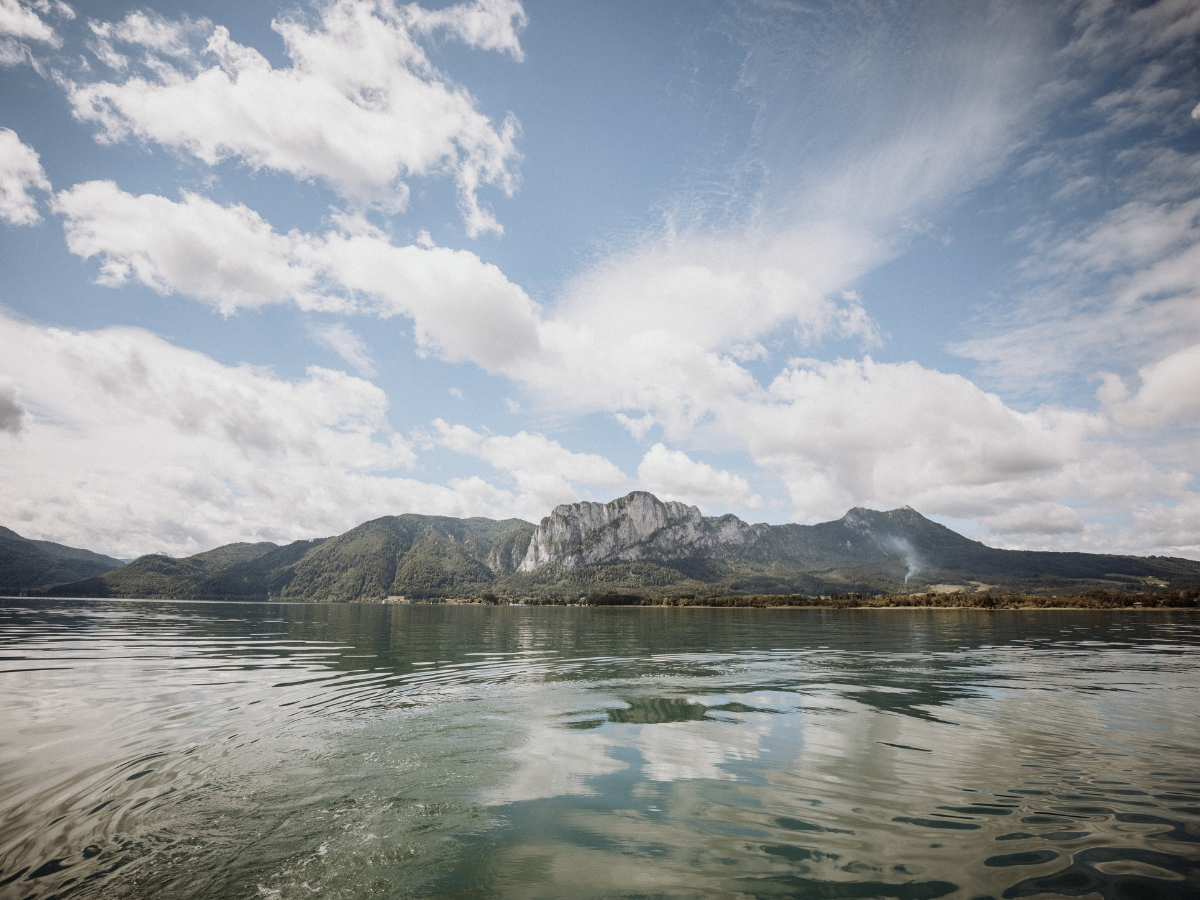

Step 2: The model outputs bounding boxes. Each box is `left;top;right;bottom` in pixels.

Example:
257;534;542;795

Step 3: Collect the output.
24;504;1200;604
581;591;645;606
40;540;310;601
657;589;1200;609
0;527;123;593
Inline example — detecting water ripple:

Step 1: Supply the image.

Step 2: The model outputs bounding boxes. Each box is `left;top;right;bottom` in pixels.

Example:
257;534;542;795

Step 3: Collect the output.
1;600;1198;899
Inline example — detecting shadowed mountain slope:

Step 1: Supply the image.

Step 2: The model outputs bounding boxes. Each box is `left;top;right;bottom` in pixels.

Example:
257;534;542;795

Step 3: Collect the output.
0;526;125;592
39;515;534;602
19;492;1200;601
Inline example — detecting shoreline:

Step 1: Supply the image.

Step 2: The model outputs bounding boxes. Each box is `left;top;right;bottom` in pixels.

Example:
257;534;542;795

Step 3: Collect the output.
4;590;1198;611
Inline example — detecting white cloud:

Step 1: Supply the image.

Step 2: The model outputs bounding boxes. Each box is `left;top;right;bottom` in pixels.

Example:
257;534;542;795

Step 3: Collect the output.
615;412;654;441
308;321;377;377
1103;342;1200;430
52;180;1200;553
955;0;1200;398
497;227;884;442
53;182;542;367
54;181;325;312
23;0;1199;561
69;0;524;235
88;10;206;71
407;0;526;59
957;194;1200;396
433;419;627;517
469;4;1050;440
0;0;59;45
0;311;545;558
0;375;27;434
723;354;1196;554
637;443;761;512
318;221;541;368
745;357;1102;524
52;179;881;404
0;127;51;224
0;38;31;66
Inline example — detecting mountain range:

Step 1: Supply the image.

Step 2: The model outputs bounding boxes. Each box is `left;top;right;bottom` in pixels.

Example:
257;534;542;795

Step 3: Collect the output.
4;492;1199;602
0;525;125;591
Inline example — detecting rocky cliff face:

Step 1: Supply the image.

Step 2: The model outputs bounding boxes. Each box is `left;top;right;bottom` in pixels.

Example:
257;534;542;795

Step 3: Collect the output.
518;491;764;572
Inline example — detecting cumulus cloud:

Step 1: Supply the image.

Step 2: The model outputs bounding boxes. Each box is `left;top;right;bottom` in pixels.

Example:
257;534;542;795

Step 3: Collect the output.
69;0;524;235
1103;343;1200;430
433;419;627;517
0;127;51;224
0;376;27;434
495;228;885;443
0;311;549;557
21;0;1198;560
54;181;322;311
0;0;69;67
744;356;1101;523
53;182;542;366
54;179;886;397
318;219;540;367
716;353;1200;555
637;443;761;512
0;0;59;45
52;180;1196;553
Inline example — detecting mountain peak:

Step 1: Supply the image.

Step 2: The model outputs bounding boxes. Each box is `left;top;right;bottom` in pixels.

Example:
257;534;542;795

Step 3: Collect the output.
519;491;752;572
17;492;1200;600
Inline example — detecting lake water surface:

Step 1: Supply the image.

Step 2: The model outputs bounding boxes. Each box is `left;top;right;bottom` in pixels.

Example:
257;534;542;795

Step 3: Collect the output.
1;601;1198;899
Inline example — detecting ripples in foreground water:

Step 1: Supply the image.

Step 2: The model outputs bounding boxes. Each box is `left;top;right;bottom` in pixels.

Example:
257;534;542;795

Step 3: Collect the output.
1;601;1198;899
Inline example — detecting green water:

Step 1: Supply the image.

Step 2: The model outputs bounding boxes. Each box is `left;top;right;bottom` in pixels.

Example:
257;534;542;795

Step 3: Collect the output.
1;601;1198;899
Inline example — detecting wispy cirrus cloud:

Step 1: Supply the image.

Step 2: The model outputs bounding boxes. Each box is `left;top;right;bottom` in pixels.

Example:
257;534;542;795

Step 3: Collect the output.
307;321;378;378
955;0;1200;401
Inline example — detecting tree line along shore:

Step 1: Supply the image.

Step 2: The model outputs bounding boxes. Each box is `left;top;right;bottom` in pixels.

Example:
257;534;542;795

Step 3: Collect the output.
401;588;1200;609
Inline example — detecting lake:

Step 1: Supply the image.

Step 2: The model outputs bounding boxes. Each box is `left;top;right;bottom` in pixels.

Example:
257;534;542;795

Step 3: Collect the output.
1;600;1198;899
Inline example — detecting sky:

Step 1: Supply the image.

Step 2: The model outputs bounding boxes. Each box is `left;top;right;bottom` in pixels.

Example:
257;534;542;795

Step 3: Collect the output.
1;0;1199;561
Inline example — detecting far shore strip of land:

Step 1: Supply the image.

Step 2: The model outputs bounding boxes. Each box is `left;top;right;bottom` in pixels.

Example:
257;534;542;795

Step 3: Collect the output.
6;589;1197;608
385;588;1199;610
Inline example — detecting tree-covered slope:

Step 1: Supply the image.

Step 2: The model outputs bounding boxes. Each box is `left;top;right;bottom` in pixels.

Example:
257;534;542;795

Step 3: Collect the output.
0;526;125;592
277;515;535;601
42;541;295;599
41;516;535;602
25;493;1200;601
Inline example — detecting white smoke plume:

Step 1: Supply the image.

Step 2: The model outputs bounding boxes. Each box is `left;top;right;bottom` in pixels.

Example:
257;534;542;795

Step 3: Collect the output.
881;535;924;583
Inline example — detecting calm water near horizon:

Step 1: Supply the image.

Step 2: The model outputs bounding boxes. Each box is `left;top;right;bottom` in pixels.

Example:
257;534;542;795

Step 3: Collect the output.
1;601;1198;899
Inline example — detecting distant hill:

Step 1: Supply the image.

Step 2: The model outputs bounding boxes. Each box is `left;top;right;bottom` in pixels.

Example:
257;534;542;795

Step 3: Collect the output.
0;526;125;593
42;516;532;603
21;492;1200;602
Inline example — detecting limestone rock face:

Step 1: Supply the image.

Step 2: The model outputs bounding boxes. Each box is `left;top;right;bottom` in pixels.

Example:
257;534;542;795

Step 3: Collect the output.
518;491;763;572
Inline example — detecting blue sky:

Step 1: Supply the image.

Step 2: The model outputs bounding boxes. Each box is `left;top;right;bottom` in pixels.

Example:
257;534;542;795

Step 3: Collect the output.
1;0;1198;560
